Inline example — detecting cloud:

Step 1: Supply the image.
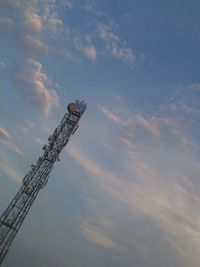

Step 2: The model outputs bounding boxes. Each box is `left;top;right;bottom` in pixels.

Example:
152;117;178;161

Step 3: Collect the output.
0;126;24;155
81;220;117;248
23;9;42;33
0;139;24;156
161;83;200;120
0;0;62;117
0;127;11;139
72;31;97;62
21;121;35;134
69;142;200;266
68;117;200;266
0;160;22;184
11;57;59;116
133;115;160;140
23;35;48;52
1;0;138;72
99;105;189;148
82;45;97;62
99;105;126;126
97;23;136;65
35;137;44;145
188;83;200;91
68;144;127;204
99;105;160;139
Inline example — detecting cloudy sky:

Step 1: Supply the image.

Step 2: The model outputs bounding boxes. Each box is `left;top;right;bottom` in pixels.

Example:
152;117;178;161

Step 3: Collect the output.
1;0;200;266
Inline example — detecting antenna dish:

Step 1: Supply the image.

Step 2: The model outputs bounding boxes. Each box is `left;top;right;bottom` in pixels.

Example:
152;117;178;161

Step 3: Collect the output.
67;103;77;113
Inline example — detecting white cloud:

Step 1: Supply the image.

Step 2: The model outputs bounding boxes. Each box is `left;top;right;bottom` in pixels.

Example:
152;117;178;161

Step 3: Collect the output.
0;127;11;139
82;45;97;62
35;137;44;145
72;31;97;62
69;142;200;266
81;219;117;248
0;160;22;184
99;105;160;139
68;95;200;265
0;126;24;155
99;105;126;126
0;0;62;117
21;121;35;134
23;9;42;33
97;23;136;65
0;139;24;156
23;35;48;52
188;83;200;91
12;57;59;116
99;105;188;147
134;115;160;140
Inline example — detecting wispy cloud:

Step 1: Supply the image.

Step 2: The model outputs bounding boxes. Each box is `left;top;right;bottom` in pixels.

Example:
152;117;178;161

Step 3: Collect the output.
21;121;35;134
11;58;59;116
99;105;188;148
0;126;24;156
68;94;200;265
99;105;126;126
69;141;200;266
0;0;64;116
0;140;24;156
0;127;11;139
0;160;22;184
97;23;136;65
80;219;117;248
73;31;97;62
161;83;200;119
35;137;44;145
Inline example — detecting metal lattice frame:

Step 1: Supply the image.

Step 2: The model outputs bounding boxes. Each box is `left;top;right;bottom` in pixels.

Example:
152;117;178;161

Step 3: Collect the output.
0;100;86;265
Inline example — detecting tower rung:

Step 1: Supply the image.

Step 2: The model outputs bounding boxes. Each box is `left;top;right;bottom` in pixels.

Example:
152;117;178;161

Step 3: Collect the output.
0;221;17;231
66;119;75;126
0;100;86;265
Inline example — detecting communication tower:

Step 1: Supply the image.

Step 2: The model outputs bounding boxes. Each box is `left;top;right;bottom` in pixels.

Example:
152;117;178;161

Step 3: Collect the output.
0;100;86;265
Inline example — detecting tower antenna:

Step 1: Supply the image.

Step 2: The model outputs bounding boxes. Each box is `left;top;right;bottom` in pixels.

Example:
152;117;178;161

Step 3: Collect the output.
0;100;86;265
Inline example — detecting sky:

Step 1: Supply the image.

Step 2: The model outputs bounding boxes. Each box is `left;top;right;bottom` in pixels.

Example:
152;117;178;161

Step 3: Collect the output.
1;0;200;266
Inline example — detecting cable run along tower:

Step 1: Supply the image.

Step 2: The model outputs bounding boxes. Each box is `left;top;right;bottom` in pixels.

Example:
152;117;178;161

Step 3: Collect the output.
0;100;86;265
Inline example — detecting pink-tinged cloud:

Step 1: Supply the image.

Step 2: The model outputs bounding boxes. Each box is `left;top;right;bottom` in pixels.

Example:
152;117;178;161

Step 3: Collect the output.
97;23;136;65
0;127;11;139
13;58;60;116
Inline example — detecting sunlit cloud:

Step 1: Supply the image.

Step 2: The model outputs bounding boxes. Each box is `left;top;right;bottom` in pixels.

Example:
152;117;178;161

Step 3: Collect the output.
68;120;200;266
81;220;117;249
99;105;189;148
21;121;35;134
35;137;45;145
0;139;24;156
0;127;11;139
99;105;126;126
0;160;22;184
0;126;24;156
23;9;42;33
11;57;59;116
97;23;136;65
82;45;97;62
1;0;199;266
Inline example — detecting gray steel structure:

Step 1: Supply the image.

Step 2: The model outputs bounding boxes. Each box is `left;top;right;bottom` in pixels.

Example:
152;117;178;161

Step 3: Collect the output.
0;100;86;265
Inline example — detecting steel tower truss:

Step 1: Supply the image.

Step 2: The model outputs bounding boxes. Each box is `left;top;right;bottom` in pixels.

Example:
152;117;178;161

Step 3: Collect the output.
0;100;86;265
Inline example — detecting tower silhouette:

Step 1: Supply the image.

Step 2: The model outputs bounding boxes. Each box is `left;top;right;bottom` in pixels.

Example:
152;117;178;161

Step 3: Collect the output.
0;100;86;265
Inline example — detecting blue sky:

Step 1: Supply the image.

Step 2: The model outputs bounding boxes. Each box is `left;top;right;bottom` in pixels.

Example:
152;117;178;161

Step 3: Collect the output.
1;0;200;266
